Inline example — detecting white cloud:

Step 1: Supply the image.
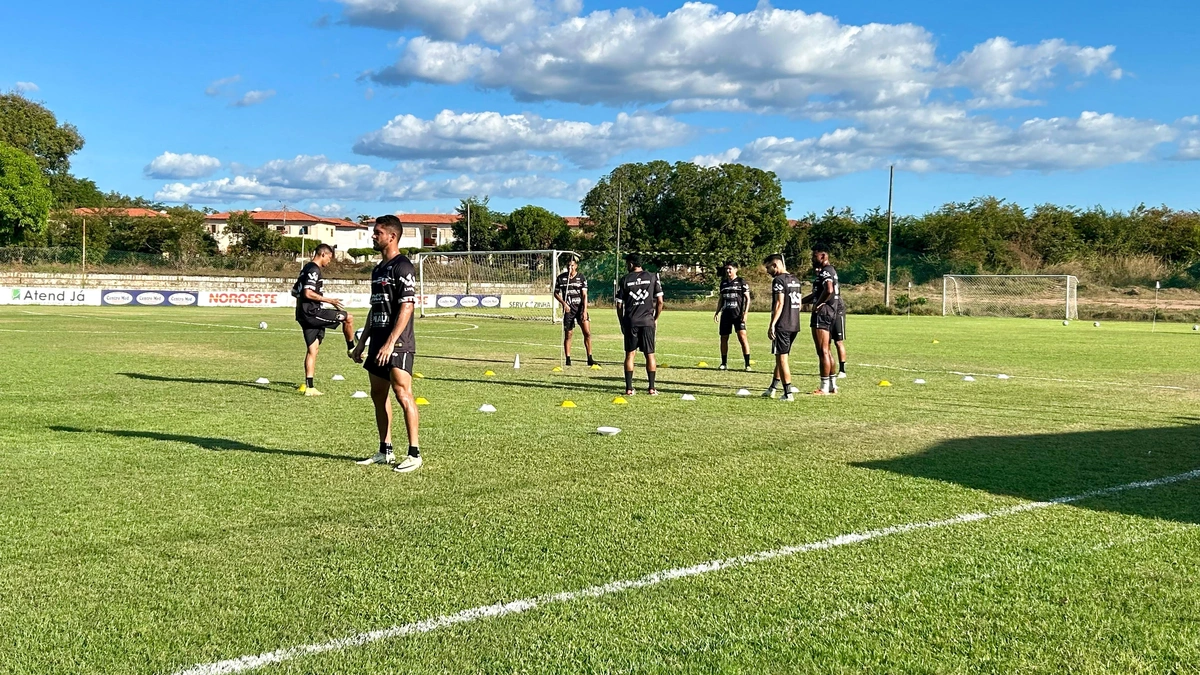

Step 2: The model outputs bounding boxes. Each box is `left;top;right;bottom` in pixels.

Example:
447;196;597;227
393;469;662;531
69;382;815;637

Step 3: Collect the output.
306;202;349;216
154;154;590;203
398;152;563;174
337;0;581;43
144;152;222;179
232;89;276;107
367;3;1116;114
695;109;1183;181
353;109;693;167
205;75;241;96
14;82;39;94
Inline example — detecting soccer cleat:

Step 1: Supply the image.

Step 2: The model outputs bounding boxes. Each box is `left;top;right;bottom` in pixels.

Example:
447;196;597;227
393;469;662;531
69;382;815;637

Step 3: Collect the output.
356;451;395;465
780;393;795;402
304;387;324;397
718;364;728;371
761;387;778;399
624;389;636;397
838;371;846;379
647;388;659;396
745;365;753;372
393;455;423;473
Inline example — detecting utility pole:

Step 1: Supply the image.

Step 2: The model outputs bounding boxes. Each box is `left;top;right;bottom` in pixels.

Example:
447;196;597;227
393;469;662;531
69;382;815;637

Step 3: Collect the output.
884;165;895;307
615;186;623;288
81;215;87;286
466;200;472;295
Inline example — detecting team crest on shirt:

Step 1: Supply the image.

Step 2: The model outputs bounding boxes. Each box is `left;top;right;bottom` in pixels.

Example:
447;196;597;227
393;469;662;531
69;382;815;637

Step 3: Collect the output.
630;289;650;302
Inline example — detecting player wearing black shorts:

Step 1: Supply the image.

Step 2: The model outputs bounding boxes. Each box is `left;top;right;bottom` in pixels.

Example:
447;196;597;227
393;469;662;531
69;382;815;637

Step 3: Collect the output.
292;244;356;397
614;253;663;396
351;215;422;473
714;261;751;371
834;301;848;378
554;256;595;367
802;247;842;395
762;254;801;401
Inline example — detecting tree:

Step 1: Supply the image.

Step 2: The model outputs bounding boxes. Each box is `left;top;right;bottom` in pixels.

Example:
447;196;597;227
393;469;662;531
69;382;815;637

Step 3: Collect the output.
0;93;84;175
0;143;53;246
225;211;282;255
501;205;571;250
451;196;502;251
47;172;105;208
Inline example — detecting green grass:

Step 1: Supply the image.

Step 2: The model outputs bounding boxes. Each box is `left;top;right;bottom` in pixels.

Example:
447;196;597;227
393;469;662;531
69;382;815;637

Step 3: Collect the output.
2;306;1199;674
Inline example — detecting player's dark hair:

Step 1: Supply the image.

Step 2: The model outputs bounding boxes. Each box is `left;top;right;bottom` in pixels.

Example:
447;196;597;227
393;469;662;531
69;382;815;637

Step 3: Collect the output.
626;253;642;268
812;245;830;255
724;260;736;269
762;253;784;267
375;214;402;236
314;243;335;258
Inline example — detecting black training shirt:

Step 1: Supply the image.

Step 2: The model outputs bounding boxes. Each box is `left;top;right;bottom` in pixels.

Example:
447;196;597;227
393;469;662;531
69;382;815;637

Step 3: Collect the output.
615;270;663;327
293;262;323;320
719;277;750;316
813;264;841;306
555;272;588;312
369;254;417;353
771;273;802;333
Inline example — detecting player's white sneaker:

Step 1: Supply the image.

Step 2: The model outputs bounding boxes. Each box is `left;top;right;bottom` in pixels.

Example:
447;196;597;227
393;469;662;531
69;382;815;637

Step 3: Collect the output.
647;388;660;396
745;365;753;372
762;387;777;399
718;364;727;371
356;451;394;465
393;455;422;473
838;371;846;379
788;385;801;394
304;387;324;397
780;393;795;402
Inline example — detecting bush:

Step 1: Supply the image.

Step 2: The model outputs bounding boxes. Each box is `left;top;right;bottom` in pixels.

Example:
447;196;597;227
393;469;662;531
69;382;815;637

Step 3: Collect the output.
280;237;321;254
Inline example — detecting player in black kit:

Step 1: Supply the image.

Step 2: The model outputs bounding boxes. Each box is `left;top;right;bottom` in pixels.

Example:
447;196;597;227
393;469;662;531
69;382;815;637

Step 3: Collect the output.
762;254;802;402
292;244;356;397
554;255;595;367
351;215;422;473
614;253;664;396
802;247;843;395
713;261;751;371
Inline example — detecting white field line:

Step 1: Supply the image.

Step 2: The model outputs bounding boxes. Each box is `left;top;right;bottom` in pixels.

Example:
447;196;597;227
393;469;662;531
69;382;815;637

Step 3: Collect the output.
13;311;480;335
857;362;1191;391
169;468;1200;675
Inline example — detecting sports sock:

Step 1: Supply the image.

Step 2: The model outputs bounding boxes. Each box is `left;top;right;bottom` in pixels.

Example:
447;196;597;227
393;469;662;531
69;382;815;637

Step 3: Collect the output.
782;381;792;396
744;354;751;368
587;354;595;366
380;441;393;455
839;361;846;373
821;377;831;393
346;338;355;350
830;376;839;392
408;446;420;458
770;378;781;390
306;376;314;389
648;370;657;390
625;370;633;390
565;355;572;366
721;355;728;367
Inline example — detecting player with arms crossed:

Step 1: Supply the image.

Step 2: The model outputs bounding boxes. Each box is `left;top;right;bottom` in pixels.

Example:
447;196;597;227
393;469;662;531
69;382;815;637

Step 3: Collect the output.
554;255;595;367
292;243;356;397
352;215;422;473
762;254;802;402
803;247;842;395
714;261;752;371
615;253;663;396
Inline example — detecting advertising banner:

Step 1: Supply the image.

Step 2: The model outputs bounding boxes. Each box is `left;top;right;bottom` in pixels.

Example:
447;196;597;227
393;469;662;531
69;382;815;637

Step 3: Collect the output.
323;293;372;309
1;287;101;306
499;294;554;310
434;294;503;309
102;290;199;307
198;291;295;308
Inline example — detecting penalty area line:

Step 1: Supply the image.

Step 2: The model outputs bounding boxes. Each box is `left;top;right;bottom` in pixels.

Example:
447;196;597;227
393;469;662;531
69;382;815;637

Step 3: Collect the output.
857;362;1192;391
168;467;1200;675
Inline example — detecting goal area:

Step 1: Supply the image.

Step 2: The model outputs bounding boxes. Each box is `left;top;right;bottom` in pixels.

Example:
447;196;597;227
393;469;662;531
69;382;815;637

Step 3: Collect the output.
416;250;575;322
942;274;1078;320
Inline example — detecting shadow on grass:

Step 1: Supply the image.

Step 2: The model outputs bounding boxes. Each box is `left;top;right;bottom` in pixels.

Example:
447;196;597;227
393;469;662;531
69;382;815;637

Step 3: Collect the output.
120;372;299;391
855;425;1200;524
49;426;357;462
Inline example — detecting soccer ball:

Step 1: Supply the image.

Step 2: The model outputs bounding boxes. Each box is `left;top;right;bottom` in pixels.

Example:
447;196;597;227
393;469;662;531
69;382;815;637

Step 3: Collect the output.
259;321;268;330
1093;322;1100;327
1062;320;1069;326
1194;325;1199;331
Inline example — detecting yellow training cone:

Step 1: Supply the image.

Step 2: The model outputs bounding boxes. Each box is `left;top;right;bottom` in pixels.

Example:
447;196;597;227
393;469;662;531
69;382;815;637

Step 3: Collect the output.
697;361;709;368
415;397;430;405
551;366;563;372
484;370;496;377
878;380;892;387
414;372;424;379
590;364;602;370
931;340;940;344
612;396;627;405
560;400;577;408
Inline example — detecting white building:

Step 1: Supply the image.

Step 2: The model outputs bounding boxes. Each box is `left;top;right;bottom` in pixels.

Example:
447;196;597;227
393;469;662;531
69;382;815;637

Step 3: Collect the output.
203;210;459;257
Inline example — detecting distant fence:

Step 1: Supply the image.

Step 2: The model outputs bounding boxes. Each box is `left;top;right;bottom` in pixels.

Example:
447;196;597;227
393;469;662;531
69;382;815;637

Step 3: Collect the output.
0;247;311;274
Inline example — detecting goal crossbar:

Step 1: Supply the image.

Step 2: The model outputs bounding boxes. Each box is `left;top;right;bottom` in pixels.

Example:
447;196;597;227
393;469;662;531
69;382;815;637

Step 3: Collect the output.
942;274;1078;320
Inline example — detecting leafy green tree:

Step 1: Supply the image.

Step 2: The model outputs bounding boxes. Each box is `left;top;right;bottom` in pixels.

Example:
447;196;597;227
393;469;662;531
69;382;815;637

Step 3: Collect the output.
0;93;84;175
451;196;502;251
500;205;571;250
0;143;53;245
47;173;105;207
45;208;112;259
225;211;282;255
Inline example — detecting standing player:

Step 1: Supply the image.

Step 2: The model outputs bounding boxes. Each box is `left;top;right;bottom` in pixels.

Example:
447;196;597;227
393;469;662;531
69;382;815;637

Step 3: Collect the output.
762;254;802;401
803;247;841;395
554;255;595;367
292;244;356;397
352;215;422;473
834;301;848;378
714;261;752;371
615;253;663;396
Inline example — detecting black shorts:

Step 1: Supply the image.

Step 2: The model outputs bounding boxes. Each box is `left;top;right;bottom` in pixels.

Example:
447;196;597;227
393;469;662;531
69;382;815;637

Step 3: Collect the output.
811;303;838;332
364;345;415;380
563;308;588;332
772;330;798;355
832;305;846;342
298;308;348;346
719;312;746;336
623;324;656;355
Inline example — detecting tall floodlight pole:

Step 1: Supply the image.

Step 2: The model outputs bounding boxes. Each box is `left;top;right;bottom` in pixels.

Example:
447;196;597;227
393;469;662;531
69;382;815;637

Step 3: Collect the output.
615;186;623;292
884;165;895;307
466;200;472;295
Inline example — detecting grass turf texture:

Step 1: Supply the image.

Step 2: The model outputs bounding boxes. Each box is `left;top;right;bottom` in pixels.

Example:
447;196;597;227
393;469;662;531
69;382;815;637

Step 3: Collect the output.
1;306;1199;674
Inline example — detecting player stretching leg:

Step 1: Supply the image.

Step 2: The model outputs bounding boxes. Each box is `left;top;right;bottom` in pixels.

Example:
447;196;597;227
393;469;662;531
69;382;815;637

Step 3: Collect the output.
554;255;595;367
714;261;752;371
762;254;802;402
292;244;355;396
615;253;664;396
352;215;422;473
803;247;842;395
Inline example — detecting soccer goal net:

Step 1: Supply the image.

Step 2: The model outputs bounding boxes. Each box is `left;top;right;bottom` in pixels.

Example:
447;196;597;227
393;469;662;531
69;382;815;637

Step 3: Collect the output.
943;274;1079;319
416;250;574;322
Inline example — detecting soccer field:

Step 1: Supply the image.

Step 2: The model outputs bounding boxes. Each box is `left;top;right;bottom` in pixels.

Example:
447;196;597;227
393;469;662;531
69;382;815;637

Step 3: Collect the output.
2;306;1199;674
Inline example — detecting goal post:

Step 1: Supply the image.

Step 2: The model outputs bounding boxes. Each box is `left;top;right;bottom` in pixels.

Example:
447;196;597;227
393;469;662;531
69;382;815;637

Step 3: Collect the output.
416;250;575;322
942;274;1078;320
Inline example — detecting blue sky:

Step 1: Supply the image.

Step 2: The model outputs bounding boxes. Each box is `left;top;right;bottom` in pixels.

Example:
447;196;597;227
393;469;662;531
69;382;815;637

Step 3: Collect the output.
4;0;1199;219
